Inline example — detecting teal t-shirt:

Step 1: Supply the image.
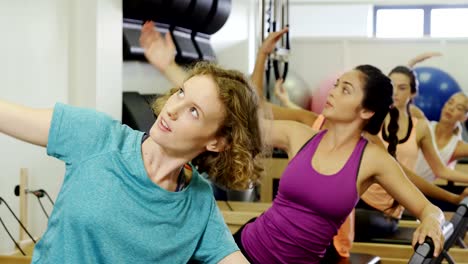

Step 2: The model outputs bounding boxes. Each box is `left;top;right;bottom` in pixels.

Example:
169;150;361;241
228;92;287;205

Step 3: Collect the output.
31;103;238;264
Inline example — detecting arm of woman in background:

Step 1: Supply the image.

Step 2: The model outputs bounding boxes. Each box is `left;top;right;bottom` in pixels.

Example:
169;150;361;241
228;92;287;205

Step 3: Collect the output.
0;99;52;147
418;118;468;183
364;133;467;204
402;164;468;204
407;52;442;68
406;52;441;118
364;145;444;256
139;21;188;87
449;140;468;195
450;139;468;160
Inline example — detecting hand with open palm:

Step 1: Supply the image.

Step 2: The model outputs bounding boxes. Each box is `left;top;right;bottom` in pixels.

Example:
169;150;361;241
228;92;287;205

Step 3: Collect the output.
139;21;176;72
260;27;288;55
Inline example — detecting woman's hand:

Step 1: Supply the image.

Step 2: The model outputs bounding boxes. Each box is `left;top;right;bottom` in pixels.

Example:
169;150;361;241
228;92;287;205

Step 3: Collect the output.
412;215;444;257
274;79;289;105
259;28;288;55
457;187;468;203
139;21;176;72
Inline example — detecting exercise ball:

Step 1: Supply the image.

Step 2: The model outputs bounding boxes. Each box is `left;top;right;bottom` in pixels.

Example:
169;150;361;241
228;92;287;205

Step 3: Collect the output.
310;72;342;113
413;67;462;121
268;71;311;109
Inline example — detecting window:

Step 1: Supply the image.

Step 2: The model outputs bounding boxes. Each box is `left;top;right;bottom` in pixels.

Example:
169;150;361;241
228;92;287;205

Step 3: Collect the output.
375;9;424;38
431;8;468;37
374;5;468;38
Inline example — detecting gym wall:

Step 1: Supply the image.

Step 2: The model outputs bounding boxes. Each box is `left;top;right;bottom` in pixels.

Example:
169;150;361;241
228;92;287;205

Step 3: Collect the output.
0;0;123;254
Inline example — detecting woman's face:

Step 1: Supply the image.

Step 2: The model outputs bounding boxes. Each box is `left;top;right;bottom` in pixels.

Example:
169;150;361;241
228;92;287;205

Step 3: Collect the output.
440;93;468;124
389;73;414;109
322;69;366;123
149;75;226;154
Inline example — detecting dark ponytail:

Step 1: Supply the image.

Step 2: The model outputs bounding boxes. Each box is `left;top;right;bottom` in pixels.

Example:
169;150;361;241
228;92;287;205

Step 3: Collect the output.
383;66;416;157
385;107;401;214
386;107;399;158
355;65;393;135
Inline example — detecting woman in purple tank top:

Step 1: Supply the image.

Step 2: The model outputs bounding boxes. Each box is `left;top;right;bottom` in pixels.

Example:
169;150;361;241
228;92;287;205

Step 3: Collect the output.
246;33;465;262
232;65;445;263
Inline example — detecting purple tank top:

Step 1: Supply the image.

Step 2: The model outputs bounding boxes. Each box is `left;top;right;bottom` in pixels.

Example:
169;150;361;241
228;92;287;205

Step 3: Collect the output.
242;130;367;263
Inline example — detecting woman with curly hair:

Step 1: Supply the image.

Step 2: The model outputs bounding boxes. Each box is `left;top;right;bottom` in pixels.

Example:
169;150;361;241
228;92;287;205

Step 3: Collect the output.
0;43;267;264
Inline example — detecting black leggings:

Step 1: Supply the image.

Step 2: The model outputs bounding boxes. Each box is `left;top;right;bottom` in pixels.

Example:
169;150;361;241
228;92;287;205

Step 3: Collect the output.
232;217;256;262
354;200;399;241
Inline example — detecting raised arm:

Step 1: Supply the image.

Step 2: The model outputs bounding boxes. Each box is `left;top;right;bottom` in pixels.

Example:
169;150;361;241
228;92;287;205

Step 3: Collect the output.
251;28;288;97
0;99;52;147
250;28;319;126
365;145;444;256
139;21;188;87
407;52;442;68
418;119;468;183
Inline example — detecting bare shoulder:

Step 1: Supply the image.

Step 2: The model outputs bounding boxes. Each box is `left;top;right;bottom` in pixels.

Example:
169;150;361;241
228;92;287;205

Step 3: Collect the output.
410;104;426;119
274;120;318;157
360;141;393;174
361;141;387;165
357;141;396;191
415;116;431;142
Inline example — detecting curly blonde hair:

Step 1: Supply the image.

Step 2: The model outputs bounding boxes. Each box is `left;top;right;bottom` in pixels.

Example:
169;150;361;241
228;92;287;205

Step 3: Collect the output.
152;62;267;190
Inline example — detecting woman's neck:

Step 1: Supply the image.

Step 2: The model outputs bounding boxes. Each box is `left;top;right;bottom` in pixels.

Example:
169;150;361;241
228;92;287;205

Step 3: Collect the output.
323;121;363;151
396;104;409;119
435;121;458;141
141;139;194;191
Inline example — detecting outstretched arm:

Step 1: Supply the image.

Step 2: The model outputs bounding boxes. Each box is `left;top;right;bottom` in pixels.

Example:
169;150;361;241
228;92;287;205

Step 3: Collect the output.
451;140;468;160
419;120;468;183
366;146;444;256
407;52;442;68
364;132;466;203
139;21;188;87
402;164;466;204
0;99;52;147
